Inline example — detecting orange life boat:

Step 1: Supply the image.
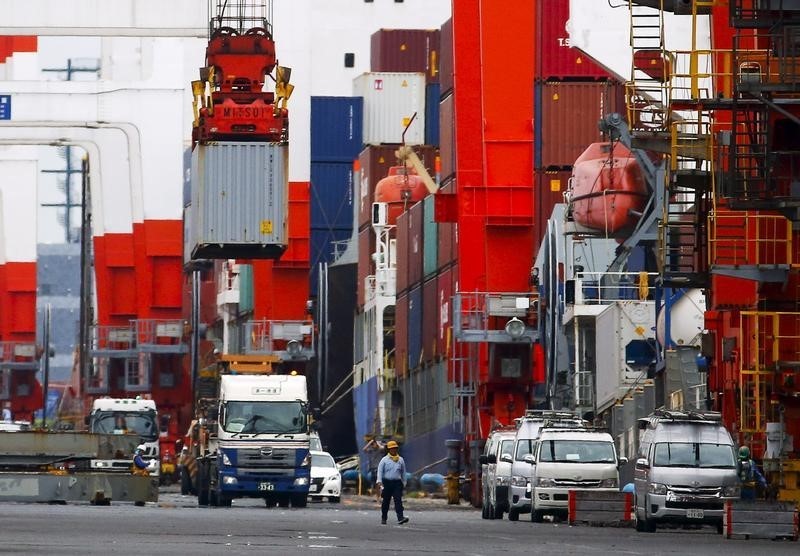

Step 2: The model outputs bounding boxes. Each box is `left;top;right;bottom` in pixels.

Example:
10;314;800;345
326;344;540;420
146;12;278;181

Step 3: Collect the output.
568;141;649;235
374;165;429;225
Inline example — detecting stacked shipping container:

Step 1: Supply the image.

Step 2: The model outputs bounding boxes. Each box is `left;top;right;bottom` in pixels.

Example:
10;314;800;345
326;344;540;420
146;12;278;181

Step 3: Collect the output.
534;0;626;246
309;96;364;295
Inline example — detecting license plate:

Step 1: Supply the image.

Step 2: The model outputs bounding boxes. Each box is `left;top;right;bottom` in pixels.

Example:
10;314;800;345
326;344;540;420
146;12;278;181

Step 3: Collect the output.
258;482;275;491
686;509;704;519
309;484;318;492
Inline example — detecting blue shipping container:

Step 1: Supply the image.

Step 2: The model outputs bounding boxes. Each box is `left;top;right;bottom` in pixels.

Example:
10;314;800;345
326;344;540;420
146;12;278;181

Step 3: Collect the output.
310;162;355;230
310;227;353;296
425;83;441;147
311;96;364;162
408;284;423;371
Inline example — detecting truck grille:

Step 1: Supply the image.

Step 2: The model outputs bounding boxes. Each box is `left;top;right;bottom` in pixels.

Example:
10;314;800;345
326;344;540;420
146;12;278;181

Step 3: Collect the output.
554;479;601;488
664;485;723;510
237;447;296;469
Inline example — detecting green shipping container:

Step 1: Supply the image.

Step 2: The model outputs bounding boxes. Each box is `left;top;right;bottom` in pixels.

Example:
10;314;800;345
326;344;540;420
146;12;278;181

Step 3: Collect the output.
238;264;254;313
423;195;438;278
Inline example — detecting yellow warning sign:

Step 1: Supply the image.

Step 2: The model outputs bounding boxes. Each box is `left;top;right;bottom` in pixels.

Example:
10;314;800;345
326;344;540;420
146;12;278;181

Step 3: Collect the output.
260;220;273;234
401;80;408;87
402;117;411;127
550;179;561;192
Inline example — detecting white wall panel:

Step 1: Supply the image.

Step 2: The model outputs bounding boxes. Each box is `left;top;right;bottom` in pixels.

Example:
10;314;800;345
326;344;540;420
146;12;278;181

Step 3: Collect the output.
0;159;37;262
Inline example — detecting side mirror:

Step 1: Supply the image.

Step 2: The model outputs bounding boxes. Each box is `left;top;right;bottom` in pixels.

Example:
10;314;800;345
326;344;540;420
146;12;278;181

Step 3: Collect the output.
486;454;497;464
479;455;488;465
523;454;536;465
635;458;649;470
500;453;513;464
618;456;629;468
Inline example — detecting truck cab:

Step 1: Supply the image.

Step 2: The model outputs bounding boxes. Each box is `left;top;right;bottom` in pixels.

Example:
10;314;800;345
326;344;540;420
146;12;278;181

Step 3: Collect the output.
87;397;160;476
199;373;311;507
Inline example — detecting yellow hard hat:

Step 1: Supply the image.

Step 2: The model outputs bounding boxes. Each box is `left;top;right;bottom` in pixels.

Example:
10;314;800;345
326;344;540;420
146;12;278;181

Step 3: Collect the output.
386;440;399;449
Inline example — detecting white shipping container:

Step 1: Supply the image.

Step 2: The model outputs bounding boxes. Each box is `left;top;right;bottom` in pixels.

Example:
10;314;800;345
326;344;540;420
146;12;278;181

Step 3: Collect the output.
353;72;426;146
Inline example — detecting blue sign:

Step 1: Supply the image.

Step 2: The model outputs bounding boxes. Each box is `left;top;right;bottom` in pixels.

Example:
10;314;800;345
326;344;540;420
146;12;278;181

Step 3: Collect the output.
0;95;9;120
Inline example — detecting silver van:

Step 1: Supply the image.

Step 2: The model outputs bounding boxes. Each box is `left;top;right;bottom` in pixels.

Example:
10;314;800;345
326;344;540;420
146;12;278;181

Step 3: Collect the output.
479;427;517;519
505;411;584;521
633;410;740;533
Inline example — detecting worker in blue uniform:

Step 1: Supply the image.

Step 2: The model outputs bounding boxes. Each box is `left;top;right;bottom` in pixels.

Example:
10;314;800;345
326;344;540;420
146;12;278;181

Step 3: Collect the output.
737;446;767;500
376;440;410;525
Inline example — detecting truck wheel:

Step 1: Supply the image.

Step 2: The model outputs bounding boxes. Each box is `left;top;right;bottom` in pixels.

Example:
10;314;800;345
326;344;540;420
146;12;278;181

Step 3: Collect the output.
481;500;489;519
329;496;340;503
278;497;290;508
292;494;308;508
531;510;544;523
218;493;232;507
508;508;519;521
209;488;219;507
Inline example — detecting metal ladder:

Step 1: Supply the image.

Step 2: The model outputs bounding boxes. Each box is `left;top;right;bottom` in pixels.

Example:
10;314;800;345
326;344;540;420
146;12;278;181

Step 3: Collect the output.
627;0;670;132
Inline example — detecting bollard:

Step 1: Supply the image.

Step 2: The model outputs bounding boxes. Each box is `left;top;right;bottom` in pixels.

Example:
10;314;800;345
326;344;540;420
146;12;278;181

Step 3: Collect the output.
445;439;463;505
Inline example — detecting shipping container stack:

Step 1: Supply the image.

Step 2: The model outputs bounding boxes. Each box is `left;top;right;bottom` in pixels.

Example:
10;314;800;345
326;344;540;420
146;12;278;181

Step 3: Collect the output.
309;96;364;296
353;28;459;468
533;0;626;245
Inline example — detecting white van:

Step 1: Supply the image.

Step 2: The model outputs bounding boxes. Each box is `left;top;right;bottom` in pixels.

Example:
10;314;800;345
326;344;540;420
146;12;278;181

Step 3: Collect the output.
505;411;585;520
633;410;739;533
479;427;517;519
530;428;624;522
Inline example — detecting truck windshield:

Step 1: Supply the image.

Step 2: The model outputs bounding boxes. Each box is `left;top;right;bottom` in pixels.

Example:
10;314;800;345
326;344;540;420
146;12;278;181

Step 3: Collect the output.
538;440;616;463
91;412;158;441
653;442;735;468
223;401;306;434
515;439;535;461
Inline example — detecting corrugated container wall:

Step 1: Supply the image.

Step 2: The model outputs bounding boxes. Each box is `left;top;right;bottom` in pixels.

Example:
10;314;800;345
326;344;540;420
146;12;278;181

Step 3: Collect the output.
396;210;409;294
538;80;625;169
358;145;438;231
357;227;375;308
395;292;409;378
535;170;570;248
408;201;424;289
437;178;456;269
310;96;364;162
439;18;453;96
436;265;453;358
353;72;426;146
370;29;441;83
309;228;352;297
408;284;423;371
423;194;438;278
438;92;455;181
310;162;354;230
425;83;441;146
537;0;610;80
190;142;288;260
422;276;438;363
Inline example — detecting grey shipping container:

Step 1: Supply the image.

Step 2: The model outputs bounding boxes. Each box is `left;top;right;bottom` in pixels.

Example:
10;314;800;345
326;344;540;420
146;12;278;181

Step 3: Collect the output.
190;142;288;259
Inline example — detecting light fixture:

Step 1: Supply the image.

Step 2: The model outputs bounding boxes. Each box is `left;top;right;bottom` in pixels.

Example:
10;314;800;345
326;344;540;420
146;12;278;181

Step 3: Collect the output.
286;339;303;357
505;317;526;339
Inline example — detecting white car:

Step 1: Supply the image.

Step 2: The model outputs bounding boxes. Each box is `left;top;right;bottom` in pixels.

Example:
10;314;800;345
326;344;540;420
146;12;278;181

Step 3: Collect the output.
308;450;341;503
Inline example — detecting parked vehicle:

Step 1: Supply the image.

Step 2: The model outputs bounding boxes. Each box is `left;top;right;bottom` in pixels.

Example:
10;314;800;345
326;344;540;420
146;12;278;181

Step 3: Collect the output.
479;426;516;519
309;450;341;503
633;410;739;533
530;427;624;522
506;411;585;520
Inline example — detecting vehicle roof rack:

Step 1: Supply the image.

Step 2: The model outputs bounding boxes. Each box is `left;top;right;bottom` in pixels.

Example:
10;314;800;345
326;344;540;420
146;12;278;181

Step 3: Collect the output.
648;409;722;423
538;425;608;434
515;410;578;424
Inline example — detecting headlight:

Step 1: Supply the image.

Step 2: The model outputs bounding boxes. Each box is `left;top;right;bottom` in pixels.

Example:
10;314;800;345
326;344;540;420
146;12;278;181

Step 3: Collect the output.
525;482;531;493
221;452;232;466
511;475;528;487
496;476;510;486
294;477;309;486
222;475;238;485
537;477;556;488
648;482;667;495
723;485;741;498
599;478;618;488
327;474;340;482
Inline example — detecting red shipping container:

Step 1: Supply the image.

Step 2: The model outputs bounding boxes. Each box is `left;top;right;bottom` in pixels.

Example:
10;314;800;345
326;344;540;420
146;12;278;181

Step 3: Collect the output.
422;276;439;363
535;170;570;250
538;0;610;79
437;265;454;359
396;210;410;294
540;80;625;169
437;178;456;269
395;292;409;378
408;201;424;288
439;92;455;181
358;145;438;230
357;227;375;308
439;18;453;95
371;28;441;83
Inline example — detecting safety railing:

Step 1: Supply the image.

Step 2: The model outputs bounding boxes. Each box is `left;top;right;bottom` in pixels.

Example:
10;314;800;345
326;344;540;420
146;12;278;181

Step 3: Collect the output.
708;210;793;267
135;319;188;353
91;325;136;352
572;272;658;305
244;319;315;360
452;291;538;343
